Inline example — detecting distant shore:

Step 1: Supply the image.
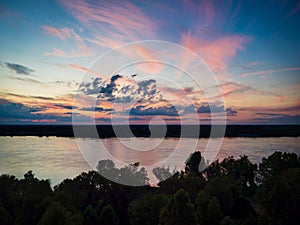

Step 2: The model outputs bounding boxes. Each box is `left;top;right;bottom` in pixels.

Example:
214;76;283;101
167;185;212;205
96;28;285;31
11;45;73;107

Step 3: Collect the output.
0;125;299;138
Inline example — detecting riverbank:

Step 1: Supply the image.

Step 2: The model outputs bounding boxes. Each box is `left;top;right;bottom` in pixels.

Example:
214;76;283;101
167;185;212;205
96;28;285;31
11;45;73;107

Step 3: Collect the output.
0;125;299;138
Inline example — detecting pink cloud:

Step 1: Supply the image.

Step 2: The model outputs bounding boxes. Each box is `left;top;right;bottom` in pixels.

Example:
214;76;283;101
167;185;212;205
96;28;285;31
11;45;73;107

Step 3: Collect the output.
42;25;92;57
42;25;83;42
199;0;215;26
44;45;94;58
133;45;164;75
239;67;300;78
181;31;251;72
181;0;216;27
69;63;107;78
58;0;158;46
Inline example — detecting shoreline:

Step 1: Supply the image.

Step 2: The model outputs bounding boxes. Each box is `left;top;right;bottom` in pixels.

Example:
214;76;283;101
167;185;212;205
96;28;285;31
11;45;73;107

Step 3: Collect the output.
0;125;299;138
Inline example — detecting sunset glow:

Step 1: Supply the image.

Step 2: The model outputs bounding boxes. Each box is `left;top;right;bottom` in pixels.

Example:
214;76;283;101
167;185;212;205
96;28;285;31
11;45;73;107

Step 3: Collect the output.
0;0;299;124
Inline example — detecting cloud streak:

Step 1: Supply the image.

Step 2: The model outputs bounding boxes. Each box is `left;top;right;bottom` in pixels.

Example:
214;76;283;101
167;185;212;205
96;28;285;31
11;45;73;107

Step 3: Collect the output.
59;0;158;48
7;76;44;85
44;45;93;58
4;62;35;75
239;67;300;77
42;25;83;42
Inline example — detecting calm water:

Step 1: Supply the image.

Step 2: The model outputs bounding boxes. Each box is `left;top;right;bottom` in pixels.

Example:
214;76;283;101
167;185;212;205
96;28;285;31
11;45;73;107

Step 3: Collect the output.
0;136;299;185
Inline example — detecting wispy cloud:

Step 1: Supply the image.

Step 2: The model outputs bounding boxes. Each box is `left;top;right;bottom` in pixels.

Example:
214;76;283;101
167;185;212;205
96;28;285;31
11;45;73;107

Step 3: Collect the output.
4;62;35;75
181;31;251;72
42;24;92;58
214;81;250;98
253;112;300;124
238;66;300;77
7;76;44;85
44;45;93;58
42;25;83;42
69;63;108;78
59;0;158;48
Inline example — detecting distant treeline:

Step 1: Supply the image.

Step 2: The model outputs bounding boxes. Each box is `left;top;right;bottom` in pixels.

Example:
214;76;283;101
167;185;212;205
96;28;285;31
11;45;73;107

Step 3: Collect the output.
0;125;300;138
0;151;299;225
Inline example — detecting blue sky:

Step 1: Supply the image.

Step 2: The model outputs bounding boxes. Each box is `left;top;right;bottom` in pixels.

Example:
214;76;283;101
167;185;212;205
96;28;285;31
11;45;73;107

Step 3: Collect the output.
0;0;299;124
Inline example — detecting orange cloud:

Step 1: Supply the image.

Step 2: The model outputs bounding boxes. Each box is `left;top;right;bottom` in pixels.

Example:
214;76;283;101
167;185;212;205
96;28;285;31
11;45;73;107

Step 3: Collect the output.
69;63;107;78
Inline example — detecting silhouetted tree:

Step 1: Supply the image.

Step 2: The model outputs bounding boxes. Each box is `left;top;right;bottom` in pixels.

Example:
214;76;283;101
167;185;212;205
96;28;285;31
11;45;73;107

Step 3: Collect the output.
15;171;52;225
99;204;119;225
256;168;300;225
38;202;81;225
0;174;18;222
83;204;97;225
221;155;257;191
195;190;209;224
185;151;205;175
207;197;223;225
259;151;300;178
205;176;239;215
159;189;198;225
0;205;11;225
96;159;149;186
130;193;168;225
152;166;175;182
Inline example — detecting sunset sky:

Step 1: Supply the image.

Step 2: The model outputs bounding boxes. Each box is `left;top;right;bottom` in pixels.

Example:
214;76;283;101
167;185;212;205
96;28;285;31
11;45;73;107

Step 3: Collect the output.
0;0;299;124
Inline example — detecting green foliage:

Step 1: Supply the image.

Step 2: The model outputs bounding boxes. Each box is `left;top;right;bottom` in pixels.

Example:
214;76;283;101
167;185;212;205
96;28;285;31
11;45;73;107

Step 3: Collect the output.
152;166;176;182
256;168;300;225
205;175;238;215
0;205;12;225
159;189;198;225
195;190;209;224
83;204;97;225
207;197;223;225
38;202;82;225
0;151;299;225
130;193;168;225
15;171;52;225
221;155;257;190
259;151;300;178
99;205;119;225
97;159;150;186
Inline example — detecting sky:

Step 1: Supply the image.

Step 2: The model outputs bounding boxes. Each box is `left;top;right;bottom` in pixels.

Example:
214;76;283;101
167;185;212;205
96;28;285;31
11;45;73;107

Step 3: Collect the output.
0;0;299;124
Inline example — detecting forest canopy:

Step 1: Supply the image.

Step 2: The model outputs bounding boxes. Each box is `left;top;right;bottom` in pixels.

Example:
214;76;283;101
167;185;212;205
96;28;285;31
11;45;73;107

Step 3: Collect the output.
0;151;299;225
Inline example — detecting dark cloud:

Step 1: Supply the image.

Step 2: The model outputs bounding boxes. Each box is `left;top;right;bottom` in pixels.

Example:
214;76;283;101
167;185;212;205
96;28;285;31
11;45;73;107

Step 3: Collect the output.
135;79;157;98
182;104;198;114
79;77;105;95
81;106;112;112
8;76;44;85
0;98;90;124
4;62;35;75
51;80;79;88
197;104;224;114
79;75;122;100
1;92;55;101
0;99;45;119
253;112;300;124
226;107;237;116
255;112;282;117
80;75;162;103
54;104;78;110
129;105;179;117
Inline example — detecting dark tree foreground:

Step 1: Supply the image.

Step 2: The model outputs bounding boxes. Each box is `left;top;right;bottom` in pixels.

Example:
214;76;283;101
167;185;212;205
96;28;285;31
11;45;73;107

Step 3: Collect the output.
0;151;299;225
